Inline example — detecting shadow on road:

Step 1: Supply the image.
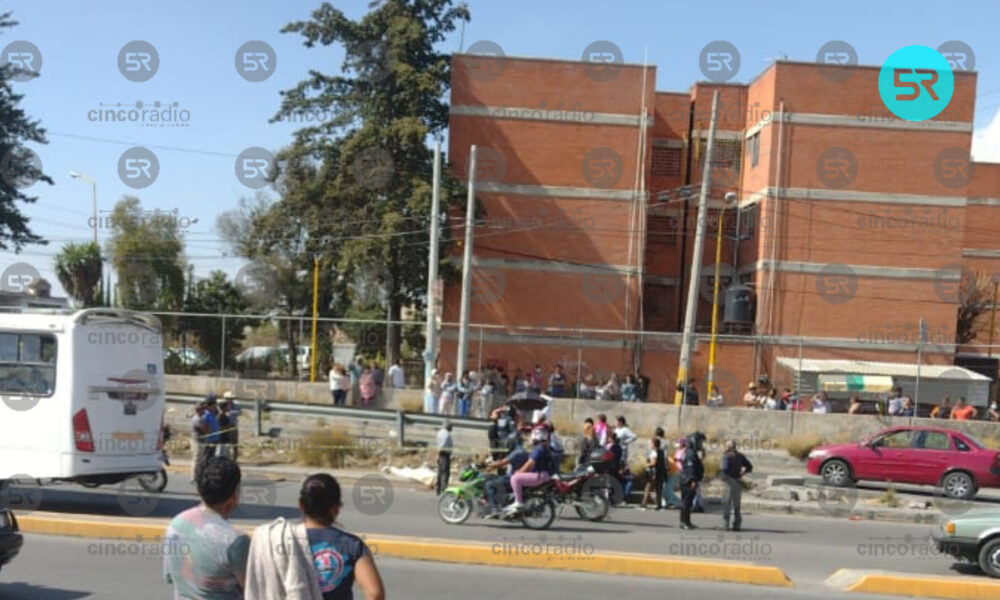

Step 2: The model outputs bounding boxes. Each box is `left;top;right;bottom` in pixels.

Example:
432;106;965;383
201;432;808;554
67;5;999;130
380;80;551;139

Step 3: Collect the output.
15;486;298;521
0;583;90;600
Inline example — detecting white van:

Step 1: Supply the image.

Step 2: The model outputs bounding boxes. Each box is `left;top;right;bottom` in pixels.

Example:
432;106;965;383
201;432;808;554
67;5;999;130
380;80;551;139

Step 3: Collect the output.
0;308;164;486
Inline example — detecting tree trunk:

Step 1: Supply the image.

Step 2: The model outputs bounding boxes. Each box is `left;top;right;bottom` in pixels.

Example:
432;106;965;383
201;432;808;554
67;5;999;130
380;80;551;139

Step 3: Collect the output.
386;297;401;366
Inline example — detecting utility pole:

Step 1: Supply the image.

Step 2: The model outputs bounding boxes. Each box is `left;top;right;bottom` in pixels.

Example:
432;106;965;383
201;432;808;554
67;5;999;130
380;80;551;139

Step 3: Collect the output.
674;90;720;405
989;279;998;357
309;255;320;382
424;143;443;382
456;145;477;377
707;191;737;396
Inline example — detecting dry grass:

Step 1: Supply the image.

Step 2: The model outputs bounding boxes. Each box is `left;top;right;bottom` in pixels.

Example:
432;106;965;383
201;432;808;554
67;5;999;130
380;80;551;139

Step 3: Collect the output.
778;434;825;460
294;427;358;468
400;396;423;413
703;456;721;479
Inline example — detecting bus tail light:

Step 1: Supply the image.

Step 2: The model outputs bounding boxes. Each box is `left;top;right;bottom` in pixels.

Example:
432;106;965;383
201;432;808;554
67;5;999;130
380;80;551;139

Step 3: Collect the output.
73;408;95;452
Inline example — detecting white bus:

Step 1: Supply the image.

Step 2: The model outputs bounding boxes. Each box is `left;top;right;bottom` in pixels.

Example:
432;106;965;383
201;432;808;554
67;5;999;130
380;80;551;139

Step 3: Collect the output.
0;308;165;487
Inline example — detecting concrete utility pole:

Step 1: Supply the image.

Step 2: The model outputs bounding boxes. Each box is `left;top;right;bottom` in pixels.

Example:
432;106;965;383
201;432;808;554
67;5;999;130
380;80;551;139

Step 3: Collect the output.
456;145;477;377
424;143;443;383
674;90;720;405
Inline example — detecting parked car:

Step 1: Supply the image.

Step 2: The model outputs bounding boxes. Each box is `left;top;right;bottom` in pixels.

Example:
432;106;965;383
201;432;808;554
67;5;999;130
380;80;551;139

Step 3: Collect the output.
806;425;1000;500
933;510;1000;577
0;508;23;575
164;347;209;367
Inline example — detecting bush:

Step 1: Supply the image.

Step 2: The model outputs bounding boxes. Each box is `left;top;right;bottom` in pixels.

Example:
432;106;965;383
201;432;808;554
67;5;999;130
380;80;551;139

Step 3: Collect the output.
779;434;825;460
294;427;356;468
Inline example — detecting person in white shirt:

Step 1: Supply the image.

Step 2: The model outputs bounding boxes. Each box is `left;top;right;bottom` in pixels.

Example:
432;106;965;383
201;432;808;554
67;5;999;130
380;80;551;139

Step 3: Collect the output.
742;382;761;408
478;376;495;418
887;387;904;416
436;421;453;495
811;391;830;414
328;363;350;406
614;415;637;463
707;385;724;408
763;388;780;410
388;358;406;389
424;368;441;414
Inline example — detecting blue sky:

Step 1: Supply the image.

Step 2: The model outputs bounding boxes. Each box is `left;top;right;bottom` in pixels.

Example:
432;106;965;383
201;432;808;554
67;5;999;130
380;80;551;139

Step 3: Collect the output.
2;0;1000;294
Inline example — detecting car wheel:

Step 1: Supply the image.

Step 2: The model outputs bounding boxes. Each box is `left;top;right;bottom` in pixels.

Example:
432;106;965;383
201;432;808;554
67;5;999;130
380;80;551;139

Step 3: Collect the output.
979;538;1000;578
821;459;852;487
941;471;976;500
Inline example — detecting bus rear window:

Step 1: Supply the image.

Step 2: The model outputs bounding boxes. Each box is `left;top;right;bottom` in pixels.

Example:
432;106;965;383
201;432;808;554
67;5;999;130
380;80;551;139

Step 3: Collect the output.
0;332;57;397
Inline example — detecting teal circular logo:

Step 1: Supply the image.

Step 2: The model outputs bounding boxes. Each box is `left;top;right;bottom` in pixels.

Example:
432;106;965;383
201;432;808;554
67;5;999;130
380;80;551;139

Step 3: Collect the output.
879;45;954;122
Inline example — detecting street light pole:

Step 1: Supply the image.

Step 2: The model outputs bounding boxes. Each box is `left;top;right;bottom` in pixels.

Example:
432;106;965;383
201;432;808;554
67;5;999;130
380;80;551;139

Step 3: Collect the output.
456;145;477;378
69;171;98;244
425;143;442;383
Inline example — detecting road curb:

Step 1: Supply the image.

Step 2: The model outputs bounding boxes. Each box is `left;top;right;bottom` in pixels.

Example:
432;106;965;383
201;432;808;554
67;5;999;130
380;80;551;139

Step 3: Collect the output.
742;499;942;525
17;512;793;587
826;568;1000;599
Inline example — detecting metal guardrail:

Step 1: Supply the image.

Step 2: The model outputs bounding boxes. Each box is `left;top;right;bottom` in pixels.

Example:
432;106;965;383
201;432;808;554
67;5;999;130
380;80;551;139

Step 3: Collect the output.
165;393;491;448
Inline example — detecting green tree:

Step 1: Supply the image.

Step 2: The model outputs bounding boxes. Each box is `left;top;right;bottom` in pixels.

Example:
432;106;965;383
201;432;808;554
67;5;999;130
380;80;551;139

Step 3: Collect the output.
272;0;468;365
53;242;102;307
0;12;51;251
106;196;185;311
217;193;325;378
180;271;250;369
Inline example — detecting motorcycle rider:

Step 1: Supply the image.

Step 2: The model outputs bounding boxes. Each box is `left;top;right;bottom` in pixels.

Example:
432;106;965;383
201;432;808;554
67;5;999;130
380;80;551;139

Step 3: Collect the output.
679;432;706;530
504;427;554;516
484;432;529;518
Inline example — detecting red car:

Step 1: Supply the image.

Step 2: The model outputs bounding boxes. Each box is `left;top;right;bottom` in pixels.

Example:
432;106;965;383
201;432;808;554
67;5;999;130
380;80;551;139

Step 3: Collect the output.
806;425;1000;500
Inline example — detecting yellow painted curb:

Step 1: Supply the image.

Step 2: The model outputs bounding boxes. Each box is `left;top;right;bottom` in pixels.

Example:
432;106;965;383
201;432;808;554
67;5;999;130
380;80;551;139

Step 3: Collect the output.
18;512;792;587
361;533;793;587
828;569;1000;599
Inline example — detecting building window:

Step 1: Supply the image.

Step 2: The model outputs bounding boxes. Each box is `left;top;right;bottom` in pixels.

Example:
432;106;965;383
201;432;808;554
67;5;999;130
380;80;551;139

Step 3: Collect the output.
748;132;760;168
651;146;682;178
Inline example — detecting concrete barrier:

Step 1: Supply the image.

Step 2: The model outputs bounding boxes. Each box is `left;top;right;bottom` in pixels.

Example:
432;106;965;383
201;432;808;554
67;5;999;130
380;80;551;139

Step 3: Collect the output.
826;568;1000;599
166;375;1000;446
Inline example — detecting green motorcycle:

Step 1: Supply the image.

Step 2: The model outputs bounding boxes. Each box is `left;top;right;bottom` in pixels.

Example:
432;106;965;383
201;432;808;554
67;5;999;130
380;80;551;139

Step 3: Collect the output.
436;465;556;530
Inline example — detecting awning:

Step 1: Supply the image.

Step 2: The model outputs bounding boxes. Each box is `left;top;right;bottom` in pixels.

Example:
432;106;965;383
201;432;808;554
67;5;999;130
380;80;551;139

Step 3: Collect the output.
817;374;894;393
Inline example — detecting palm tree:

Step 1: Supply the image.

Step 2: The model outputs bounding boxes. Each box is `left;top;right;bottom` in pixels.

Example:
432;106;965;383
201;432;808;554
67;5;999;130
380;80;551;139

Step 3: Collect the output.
53;242;102;307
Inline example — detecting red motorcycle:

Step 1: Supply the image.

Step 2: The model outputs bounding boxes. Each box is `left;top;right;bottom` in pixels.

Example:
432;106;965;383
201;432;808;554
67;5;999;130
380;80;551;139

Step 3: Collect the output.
546;466;610;521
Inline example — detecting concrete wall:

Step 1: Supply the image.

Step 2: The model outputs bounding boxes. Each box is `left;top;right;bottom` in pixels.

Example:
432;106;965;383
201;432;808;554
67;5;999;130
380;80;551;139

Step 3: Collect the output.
168;375;999;445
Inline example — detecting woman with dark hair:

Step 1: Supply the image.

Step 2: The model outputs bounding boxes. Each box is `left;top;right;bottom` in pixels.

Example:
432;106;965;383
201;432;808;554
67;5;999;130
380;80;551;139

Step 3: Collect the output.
246;474;385;600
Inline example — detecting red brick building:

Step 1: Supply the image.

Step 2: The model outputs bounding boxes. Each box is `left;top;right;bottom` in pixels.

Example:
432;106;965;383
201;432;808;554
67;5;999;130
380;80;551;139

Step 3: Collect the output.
439;52;998;403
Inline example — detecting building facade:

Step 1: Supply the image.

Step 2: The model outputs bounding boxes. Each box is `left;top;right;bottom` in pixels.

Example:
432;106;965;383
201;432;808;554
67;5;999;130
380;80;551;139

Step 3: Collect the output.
440;53;998;403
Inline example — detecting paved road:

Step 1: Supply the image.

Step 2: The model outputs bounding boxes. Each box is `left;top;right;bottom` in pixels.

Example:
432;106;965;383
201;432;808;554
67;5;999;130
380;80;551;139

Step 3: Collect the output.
6;472;993;586
0;534;908;600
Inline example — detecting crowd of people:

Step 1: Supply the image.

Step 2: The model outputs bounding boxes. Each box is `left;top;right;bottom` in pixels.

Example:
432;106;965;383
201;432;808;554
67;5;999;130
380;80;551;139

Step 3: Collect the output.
328;356;407;407
737;382;1000;421
190;391;242;482
444;405;755;531
327;356;1000;423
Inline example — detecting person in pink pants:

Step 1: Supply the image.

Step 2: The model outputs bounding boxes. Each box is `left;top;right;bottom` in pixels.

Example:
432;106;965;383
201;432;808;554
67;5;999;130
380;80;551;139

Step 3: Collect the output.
506;427;554;514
